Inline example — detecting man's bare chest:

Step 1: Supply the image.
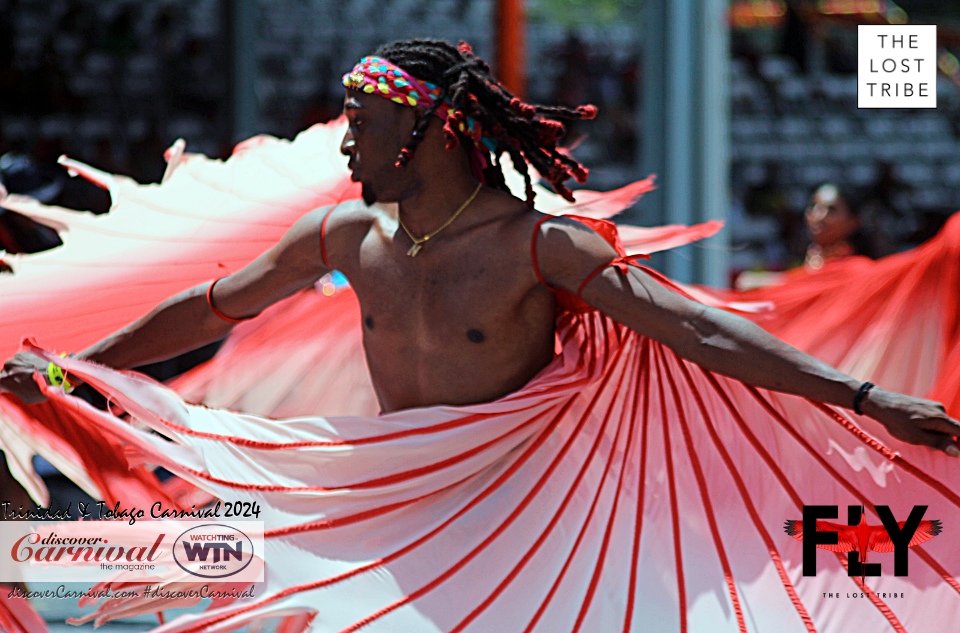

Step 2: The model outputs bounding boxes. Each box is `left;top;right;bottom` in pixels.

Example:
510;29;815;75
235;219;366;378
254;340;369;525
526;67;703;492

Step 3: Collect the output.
341;227;544;348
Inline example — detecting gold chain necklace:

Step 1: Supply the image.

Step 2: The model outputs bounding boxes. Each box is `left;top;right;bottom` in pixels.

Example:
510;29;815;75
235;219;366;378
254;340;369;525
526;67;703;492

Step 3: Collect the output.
398;183;482;257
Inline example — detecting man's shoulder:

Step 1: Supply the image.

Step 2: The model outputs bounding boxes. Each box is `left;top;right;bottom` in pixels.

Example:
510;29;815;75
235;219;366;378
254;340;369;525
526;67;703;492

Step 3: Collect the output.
526;209;610;247
528;210;622;280
323;198;380;228
484;193;604;255
317;199;383;268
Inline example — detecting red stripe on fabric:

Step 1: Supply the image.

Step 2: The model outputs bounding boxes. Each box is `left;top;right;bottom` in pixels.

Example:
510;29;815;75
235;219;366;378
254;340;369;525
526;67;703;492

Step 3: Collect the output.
264;495;426;537
29;387;184;510
146;407;530;448
914;548;960;597
660;349;746;633
0;593;47;633
450;340;632;633
30;341;585;455
38;346;583;450
623;339;652;632
178;380;534;442
572;341;645;632
698;371;804;508
810;401;960;508
448;340;638;633
162;406;553;493
518;404;626;633
835;554;908;633
655;349;687;633
341;414;550;490
346;338;634;633
158;397;580;633
748;383;960;519
677;362;816;632
701;372;913;629
320;207;332;268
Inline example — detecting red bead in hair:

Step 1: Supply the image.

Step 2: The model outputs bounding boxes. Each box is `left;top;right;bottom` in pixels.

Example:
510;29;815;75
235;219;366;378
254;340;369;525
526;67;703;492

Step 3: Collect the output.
576;104;598;120
509;98;536;118
554;182;575;202
395;147;413;168
539;120;564;144
545;161;565;182
442;122;460;150
572;165;589;184
458;41;474;55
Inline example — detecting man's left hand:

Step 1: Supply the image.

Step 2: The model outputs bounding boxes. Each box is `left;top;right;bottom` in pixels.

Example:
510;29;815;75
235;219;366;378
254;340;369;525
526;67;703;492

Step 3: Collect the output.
861;387;960;457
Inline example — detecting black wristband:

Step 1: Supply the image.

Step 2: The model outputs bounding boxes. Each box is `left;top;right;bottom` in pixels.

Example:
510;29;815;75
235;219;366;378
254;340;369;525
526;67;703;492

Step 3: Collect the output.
853;382;875;415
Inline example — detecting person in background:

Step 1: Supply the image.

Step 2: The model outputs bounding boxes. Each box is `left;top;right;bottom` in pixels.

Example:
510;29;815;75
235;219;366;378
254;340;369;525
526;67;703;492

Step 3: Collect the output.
803;182;886;269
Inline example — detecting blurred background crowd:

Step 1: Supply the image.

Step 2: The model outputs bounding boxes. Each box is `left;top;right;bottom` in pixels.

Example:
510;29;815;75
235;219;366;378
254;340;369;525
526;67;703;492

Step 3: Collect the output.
2;0;960;281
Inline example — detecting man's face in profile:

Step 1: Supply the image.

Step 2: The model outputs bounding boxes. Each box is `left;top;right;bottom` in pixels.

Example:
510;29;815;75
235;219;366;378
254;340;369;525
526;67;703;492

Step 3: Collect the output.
340;90;417;205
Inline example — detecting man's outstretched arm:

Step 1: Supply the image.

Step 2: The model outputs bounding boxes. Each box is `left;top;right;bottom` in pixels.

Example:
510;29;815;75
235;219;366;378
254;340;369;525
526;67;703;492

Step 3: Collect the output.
536;218;960;456
0;207;333;404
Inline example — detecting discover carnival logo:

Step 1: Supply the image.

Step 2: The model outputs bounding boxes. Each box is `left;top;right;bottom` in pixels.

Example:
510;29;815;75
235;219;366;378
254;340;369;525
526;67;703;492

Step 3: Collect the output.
173;524;255;579
10;531;164;567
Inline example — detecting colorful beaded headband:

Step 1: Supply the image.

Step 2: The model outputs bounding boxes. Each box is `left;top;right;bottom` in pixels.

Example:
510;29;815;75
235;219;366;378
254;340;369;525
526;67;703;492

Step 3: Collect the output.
342;56;492;152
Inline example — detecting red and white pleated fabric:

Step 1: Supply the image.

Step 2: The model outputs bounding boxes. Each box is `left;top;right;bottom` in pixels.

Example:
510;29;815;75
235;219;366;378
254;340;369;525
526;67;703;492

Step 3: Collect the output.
27;285;960;633
711;213;960;417
0;120;356;506
0;122;360;363
0;591;47;633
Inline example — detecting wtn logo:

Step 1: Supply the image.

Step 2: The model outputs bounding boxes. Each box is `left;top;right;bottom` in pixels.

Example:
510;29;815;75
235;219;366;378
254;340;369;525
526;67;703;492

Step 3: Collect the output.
180;540;243;564
173;524;255;579
784;505;942;586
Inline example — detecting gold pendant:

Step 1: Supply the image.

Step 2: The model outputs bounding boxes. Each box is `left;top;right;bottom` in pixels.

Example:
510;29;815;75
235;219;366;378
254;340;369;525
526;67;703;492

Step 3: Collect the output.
407;243;422;257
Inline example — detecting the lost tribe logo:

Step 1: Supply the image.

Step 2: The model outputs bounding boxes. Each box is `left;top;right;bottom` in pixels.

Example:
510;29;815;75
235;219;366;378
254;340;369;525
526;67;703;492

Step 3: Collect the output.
784;505;942;587
173;524;255;579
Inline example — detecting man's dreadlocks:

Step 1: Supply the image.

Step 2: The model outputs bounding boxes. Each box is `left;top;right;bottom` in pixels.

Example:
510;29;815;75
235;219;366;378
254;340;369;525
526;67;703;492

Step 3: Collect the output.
372;39;597;206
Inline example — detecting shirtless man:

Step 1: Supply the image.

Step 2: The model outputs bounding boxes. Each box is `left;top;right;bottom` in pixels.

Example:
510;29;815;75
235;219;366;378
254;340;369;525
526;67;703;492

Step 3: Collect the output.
2;39;959;458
